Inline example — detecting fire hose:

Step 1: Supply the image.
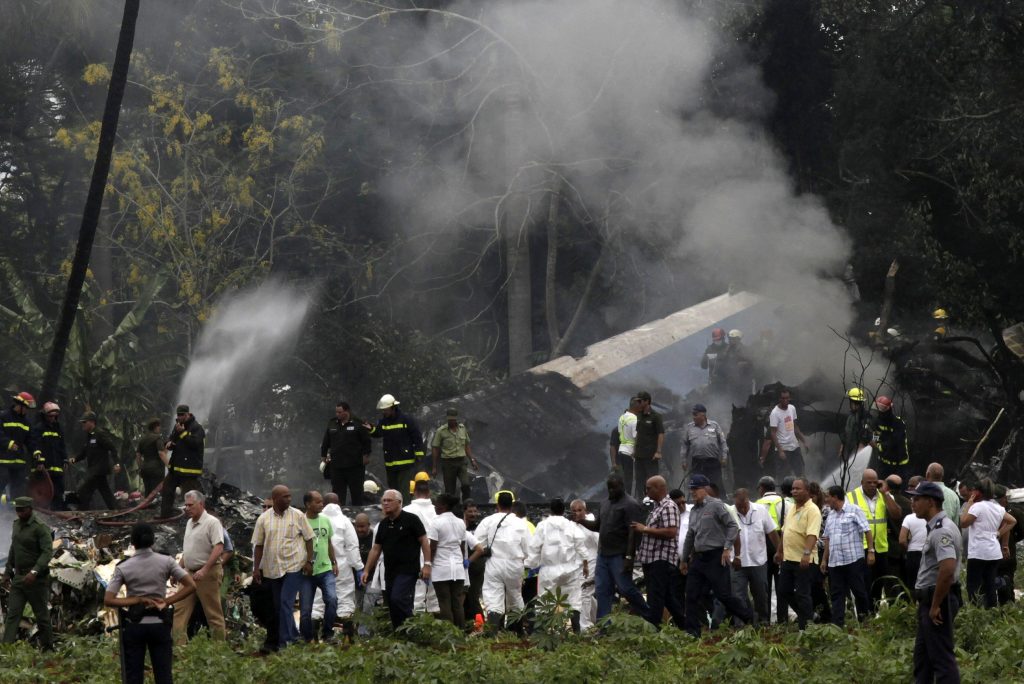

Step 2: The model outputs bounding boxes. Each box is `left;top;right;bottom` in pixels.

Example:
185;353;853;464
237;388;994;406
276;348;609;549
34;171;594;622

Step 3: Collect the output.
35;478;185;525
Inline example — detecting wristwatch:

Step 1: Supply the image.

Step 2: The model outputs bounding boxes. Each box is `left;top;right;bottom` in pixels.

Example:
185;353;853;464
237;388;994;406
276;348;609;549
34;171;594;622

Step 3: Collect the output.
423;561;432;567
802;550;812;556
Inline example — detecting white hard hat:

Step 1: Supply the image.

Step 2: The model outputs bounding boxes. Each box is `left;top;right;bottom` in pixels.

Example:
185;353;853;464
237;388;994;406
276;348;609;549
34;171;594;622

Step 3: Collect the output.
728;329;742;339
376;393;399;410
363;480;380;494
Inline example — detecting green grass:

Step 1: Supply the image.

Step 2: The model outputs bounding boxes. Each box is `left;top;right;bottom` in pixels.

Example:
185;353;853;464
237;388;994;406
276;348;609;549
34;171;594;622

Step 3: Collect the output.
2;600;1023;683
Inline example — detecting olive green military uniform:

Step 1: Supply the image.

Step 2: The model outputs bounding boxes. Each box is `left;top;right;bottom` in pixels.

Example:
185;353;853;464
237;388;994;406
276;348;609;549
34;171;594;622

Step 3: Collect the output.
3;498;53;648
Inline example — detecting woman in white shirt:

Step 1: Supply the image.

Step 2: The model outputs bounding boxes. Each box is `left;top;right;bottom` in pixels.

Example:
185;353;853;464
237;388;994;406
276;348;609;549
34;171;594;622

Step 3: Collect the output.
960;479;1017;608
899;509;928;590
429;493;468;627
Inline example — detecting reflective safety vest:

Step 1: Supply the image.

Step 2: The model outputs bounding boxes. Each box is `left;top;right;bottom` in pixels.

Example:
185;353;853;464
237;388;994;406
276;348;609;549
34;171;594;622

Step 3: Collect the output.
846;487;888;553
756;493;783;528
617;411;637;454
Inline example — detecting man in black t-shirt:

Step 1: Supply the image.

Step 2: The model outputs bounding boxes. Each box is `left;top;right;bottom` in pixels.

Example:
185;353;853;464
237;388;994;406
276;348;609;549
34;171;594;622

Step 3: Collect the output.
633;391;665;500
361;489;432;627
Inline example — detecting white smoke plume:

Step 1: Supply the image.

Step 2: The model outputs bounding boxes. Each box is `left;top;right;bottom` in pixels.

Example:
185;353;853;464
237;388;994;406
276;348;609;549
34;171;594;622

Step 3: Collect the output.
176;281;312;423
340;0;854;382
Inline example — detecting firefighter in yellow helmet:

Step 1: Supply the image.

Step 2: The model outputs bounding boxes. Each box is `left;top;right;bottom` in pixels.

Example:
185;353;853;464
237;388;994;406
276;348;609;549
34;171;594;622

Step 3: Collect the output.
838;388;871;474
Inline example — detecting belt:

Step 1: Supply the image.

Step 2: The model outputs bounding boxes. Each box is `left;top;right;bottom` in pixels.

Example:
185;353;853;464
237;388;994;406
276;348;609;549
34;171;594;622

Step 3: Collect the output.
695;549;722;558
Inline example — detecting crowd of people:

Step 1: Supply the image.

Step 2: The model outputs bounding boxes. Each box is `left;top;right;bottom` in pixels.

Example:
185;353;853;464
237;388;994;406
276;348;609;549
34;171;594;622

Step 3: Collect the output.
2;375;1023;684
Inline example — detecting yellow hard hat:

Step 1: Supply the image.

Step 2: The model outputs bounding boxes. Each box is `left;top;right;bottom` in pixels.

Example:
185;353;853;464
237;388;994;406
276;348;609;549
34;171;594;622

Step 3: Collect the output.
414;471;430;482
932;308;949;320
934;326;947;337
847;387;865;402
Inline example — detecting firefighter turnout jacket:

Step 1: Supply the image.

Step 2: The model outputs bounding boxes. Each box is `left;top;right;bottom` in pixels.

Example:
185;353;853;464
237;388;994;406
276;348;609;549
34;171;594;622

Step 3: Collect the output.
871;412;909;466
31;416;67;473
0;407;34;467
369;409;424;469
167;416;205;476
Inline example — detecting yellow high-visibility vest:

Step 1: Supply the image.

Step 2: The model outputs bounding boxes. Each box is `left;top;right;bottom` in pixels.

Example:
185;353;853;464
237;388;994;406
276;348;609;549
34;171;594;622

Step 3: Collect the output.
846;487;887;553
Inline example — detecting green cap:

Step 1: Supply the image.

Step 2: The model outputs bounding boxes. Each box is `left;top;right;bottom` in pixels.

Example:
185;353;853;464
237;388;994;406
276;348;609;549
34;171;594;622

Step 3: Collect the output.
13;496;33;508
79;411;98;423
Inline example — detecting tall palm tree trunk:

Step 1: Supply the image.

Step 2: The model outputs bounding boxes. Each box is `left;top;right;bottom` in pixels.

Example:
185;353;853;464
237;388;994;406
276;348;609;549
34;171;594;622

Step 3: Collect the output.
41;0;142;401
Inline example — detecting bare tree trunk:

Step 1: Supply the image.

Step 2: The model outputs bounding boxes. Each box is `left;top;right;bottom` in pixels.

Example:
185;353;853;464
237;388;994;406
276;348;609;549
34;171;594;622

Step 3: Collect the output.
41;0;141;401
544;186;561;357
503;80;533;375
876;258;899;338
551;237;610;359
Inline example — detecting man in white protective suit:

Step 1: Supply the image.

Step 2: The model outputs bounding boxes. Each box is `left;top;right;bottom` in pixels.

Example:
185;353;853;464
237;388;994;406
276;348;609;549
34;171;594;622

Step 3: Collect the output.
570;498;600;630
312;493;364;642
468;490;530;632
527;498;589;633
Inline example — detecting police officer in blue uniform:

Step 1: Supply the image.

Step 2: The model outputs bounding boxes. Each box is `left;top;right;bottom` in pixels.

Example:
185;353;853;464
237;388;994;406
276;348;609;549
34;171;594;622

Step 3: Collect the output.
906;481;962;683
104;523;196;684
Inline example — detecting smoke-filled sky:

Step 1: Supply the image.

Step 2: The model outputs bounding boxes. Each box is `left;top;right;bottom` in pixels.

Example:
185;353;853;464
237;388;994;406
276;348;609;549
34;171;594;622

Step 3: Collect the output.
335;0;854;381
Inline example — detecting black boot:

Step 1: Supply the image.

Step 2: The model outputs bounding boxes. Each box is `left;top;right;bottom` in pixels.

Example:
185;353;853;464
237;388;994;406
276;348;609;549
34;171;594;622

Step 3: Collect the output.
570;610;581;635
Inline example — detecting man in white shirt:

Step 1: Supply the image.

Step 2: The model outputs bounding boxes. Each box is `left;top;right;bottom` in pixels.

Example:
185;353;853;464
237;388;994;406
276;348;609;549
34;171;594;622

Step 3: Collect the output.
312;493;364;642
528;498;588;633
173;490;226;642
406;479;440;614
570;499;599;631
760;388;809;480
429;493;468;627
468;491;530;632
730;488;779;625
900;478;929;590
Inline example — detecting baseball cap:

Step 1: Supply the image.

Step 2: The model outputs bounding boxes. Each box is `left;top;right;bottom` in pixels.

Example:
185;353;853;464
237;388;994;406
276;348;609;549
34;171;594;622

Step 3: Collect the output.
692;403;707;414
689;474;711;489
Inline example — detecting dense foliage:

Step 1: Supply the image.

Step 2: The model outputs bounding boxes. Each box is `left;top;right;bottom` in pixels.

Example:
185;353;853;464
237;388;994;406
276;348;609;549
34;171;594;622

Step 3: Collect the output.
2;601;1024;683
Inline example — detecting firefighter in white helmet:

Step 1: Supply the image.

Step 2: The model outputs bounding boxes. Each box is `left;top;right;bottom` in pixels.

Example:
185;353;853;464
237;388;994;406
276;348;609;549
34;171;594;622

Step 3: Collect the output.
367;394;425;504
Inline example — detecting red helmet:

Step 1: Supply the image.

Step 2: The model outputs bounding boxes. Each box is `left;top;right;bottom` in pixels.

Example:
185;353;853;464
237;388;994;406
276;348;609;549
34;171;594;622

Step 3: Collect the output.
13;392;36;409
711;327;725;341
875;396;893;411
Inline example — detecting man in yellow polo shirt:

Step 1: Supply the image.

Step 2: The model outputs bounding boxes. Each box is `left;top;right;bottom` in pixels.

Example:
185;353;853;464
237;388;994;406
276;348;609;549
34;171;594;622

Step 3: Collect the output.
773;477;821;630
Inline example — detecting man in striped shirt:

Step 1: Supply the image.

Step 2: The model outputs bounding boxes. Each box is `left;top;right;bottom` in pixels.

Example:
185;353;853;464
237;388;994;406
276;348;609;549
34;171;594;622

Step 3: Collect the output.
820;485;873;627
632;476;686;629
252;485;315;652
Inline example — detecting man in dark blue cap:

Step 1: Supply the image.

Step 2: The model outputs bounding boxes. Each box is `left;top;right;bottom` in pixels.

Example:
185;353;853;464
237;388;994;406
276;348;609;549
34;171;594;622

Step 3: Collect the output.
679;404;729;491
907;480;962;683
680;474;752;637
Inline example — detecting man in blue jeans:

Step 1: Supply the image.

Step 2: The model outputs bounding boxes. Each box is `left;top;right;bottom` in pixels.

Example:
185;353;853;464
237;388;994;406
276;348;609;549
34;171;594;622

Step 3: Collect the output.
252;485;315;651
300;490;339;641
577;472;648;620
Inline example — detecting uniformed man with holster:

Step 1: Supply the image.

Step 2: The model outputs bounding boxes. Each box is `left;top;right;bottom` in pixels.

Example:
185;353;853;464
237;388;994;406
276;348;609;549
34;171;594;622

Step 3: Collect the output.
104;522;196;684
906;481;962;683
2;496;54;650
71;411;121;510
